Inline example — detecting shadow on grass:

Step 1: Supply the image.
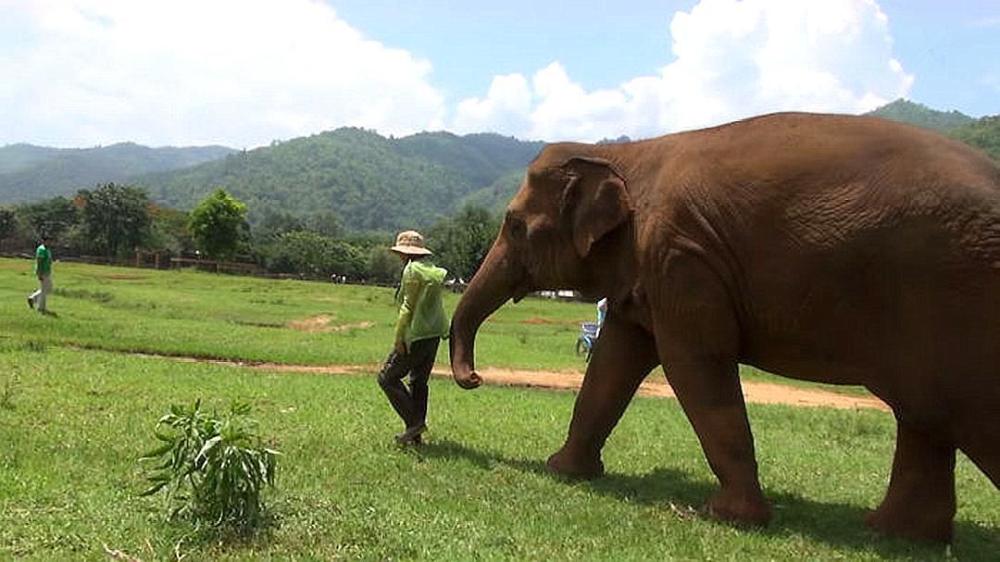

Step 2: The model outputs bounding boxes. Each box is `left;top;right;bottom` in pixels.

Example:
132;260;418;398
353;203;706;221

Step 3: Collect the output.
418;439;998;559
156;515;278;559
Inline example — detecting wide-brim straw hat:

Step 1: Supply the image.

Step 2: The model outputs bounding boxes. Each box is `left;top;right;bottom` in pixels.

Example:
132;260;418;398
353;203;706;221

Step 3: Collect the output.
390;230;433;256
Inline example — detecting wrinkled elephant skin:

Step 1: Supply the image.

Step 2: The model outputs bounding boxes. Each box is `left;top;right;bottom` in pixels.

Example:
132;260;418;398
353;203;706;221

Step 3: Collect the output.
449;112;1000;543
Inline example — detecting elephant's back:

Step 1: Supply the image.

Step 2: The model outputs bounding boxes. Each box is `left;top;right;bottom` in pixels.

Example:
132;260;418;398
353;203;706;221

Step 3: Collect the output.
665;112;996;191
655;113;1000;387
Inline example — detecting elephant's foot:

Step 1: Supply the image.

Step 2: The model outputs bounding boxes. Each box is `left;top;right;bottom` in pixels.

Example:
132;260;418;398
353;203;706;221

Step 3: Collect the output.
703;488;772;527
865;503;953;543
546;446;604;480
865;421;956;543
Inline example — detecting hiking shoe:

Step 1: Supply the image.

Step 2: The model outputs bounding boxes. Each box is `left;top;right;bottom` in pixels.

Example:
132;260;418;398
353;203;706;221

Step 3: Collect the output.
27;297;33;310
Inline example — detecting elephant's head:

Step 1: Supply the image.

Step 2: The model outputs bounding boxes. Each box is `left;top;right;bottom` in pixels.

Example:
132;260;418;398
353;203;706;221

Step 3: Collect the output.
449;145;633;389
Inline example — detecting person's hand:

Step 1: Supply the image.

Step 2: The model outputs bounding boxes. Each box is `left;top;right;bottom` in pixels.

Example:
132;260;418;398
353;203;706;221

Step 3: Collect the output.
394;339;408;355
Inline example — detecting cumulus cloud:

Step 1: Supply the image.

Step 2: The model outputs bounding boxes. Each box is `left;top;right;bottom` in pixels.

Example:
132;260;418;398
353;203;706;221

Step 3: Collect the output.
452;0;914;141
0;0;446;147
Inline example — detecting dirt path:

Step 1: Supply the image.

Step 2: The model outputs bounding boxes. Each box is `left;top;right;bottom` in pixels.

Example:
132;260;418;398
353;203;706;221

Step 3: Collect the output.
154;354;888;411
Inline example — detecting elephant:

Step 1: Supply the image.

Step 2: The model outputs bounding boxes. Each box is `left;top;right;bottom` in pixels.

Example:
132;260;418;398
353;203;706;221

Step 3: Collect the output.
448;112;1000;543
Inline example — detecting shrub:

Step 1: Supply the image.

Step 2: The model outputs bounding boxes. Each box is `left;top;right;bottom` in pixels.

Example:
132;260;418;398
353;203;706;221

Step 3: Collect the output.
260;230;365;278
140;400;279;532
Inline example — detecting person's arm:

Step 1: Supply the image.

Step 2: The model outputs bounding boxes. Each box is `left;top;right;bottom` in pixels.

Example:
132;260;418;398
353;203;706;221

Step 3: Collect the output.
393;265;420;353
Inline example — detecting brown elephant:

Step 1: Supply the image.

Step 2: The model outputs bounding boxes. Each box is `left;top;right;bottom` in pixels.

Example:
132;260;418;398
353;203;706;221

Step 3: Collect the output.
449;112;1000;543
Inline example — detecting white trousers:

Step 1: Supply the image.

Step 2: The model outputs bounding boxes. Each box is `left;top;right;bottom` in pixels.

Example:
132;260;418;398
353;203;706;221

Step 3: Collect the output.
29;275;52;312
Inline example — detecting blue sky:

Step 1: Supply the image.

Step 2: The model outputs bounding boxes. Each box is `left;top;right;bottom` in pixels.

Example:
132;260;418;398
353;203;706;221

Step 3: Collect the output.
1;0;997;148
336;0;999;114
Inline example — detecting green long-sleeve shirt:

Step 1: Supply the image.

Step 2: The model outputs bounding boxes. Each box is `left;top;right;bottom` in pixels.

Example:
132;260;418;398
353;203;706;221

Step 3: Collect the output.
394;260;449;345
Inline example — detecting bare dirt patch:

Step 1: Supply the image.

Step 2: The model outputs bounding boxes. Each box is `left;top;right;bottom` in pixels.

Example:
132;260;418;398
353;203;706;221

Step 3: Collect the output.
142;351;887;411
461;367;888;411
287;315;334;331
329;321;375;333
287;315;374;333
520;317;579;326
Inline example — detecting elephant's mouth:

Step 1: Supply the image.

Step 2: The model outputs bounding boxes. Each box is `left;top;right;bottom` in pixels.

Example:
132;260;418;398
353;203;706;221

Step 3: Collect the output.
510;269;535;303
512;281;533;303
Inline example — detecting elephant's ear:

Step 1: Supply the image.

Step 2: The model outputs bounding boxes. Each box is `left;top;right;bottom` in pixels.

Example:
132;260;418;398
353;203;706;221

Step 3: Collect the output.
560;156;631;258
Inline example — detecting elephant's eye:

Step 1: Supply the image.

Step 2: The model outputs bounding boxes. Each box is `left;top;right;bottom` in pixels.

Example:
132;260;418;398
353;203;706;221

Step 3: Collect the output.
506;213;527;239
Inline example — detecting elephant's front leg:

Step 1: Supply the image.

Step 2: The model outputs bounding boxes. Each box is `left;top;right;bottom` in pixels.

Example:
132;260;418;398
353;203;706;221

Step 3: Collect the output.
547;312;659;479
651;254;770;526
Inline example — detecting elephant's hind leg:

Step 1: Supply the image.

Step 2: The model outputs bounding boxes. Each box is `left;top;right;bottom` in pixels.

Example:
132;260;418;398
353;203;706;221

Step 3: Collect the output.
866;419;956;543
662;357;772;527
546;312;659;479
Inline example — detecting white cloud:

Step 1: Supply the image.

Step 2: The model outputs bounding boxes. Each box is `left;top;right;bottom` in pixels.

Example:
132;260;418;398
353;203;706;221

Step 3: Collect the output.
452;0;914;142
0;0;446;147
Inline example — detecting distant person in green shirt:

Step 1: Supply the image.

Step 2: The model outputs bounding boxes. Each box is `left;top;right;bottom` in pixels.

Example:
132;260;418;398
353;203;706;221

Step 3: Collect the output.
27;235;53;314
378;230;449;445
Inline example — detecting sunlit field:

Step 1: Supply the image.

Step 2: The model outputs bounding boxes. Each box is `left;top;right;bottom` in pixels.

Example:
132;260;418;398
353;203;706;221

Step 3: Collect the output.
1;258;997;560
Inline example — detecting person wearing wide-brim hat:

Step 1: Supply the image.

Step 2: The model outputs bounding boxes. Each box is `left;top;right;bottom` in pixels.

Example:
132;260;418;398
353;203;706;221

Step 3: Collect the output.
377;230;449;445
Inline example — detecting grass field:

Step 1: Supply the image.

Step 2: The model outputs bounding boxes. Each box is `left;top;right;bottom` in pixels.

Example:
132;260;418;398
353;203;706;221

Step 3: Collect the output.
1;257;997;560
0;257;595;370
0;257;865;393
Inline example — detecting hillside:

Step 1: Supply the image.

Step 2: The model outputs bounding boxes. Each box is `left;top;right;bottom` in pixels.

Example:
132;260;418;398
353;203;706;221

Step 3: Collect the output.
140;129;543;231
0;142;235;203
865;99;975;132
949;115;1000;161
1;100;995;231
0;144;62;174
458;169;524;214
394;132;542;189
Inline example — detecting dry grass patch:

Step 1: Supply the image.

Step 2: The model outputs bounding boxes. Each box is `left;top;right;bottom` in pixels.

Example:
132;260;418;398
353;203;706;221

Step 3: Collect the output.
286;315;374;333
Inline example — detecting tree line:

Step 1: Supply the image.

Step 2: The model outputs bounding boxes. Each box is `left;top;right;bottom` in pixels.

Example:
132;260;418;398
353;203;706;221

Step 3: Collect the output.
0;183;500;285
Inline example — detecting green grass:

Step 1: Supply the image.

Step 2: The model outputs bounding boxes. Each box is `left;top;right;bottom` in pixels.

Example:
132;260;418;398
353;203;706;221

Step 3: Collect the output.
1;346;997;560
0;257;595;369
7;257;988;557
0;258;866;395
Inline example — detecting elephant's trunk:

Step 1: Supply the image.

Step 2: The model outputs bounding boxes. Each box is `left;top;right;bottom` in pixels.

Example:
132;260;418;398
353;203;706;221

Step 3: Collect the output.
450;239;524;389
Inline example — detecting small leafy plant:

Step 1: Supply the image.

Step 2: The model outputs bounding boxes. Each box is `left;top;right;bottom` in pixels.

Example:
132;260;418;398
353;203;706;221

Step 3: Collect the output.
140;400;279;532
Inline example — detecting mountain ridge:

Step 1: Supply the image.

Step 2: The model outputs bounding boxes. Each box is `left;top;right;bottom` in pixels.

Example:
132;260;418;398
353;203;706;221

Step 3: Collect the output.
1;99;995;232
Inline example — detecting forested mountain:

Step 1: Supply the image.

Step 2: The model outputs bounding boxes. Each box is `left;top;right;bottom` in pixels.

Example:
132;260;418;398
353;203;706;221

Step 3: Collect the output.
458;170;524;214
949;116;1000;161
0;130;544;232
394;132;542;190
139;129;542;231
0;144;63;174
0;143;235;203
865;99;975;132
1;101;995;234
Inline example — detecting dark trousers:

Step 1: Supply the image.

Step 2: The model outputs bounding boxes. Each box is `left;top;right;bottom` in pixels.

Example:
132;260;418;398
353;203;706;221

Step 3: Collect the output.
377;337;440;429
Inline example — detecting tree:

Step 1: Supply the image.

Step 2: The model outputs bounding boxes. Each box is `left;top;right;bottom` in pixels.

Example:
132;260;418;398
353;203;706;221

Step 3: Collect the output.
950;115;1000;161
427;206;501;281
260;230;364;278
251;209;305;244
15;196;79;242
365;245;403;285
189;188;248;260
303;210;342;239
0;206;16;240
76;183;152;258
147;205;194;254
